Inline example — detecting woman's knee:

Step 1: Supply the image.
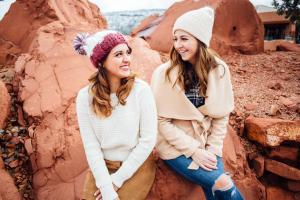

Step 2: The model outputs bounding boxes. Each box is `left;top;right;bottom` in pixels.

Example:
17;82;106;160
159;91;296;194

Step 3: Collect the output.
212;173;234;192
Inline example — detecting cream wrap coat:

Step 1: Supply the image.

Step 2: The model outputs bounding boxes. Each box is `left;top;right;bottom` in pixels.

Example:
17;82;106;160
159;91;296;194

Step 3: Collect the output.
151;57;234;162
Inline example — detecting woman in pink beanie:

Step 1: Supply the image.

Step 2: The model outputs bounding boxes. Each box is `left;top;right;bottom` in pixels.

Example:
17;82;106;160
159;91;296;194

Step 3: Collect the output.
74;30;157;200
151;7;244;200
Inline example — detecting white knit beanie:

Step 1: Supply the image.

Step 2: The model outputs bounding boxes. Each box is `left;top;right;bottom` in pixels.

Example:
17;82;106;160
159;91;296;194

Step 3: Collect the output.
173;6;215;47
73;30;128;67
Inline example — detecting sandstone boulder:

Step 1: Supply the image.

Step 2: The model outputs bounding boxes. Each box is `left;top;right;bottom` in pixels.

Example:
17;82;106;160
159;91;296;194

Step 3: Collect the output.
132;0;264;55
245;117;300;146
264;40;300;52
0;0;108;199
0;81;11;129
266;186;299;200
0;0;107;65
265;159;300;181
0;169;21;200
268;146;299;162
128;37;163;82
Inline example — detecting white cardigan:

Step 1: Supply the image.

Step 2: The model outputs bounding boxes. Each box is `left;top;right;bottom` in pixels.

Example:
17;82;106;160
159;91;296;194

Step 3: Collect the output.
76;79;157;200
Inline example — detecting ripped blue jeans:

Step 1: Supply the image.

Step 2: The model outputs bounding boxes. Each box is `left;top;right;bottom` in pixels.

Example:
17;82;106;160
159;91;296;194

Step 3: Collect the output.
164;155;244;200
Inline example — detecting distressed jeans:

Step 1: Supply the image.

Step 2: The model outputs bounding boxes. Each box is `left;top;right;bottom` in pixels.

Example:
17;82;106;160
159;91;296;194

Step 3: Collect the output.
164;155;244;200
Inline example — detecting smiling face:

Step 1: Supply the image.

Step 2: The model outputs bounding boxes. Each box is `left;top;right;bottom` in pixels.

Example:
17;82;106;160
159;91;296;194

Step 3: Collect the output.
102;43;132;81
173;29;199;65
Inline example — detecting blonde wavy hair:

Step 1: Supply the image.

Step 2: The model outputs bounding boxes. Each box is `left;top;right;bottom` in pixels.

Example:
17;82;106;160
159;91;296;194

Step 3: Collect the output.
166;41;219;97
88;65;135;118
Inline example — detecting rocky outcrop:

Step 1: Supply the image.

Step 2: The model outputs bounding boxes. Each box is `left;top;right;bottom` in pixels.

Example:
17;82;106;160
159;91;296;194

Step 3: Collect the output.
245;117;300;147
264;40;300;52
246;117;300;198
0;0;107;65
0;0;109;199
128;37;162;82
0;167;21;200
266;186;299;200
0;81;11;129
132;0;264;55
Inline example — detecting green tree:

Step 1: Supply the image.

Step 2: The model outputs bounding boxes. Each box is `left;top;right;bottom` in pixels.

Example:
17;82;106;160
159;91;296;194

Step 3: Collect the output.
272;0;300;22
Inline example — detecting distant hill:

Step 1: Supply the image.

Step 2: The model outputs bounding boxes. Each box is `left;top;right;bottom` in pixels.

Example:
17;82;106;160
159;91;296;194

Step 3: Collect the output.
104;9;165;35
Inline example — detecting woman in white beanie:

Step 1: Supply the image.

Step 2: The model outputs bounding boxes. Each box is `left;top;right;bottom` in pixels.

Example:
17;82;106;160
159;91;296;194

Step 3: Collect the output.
151;7;244;200
74;30;157;200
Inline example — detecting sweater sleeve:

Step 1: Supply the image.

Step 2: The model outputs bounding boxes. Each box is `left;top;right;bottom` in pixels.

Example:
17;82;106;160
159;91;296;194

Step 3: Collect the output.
205;115;229;157
76;89;118;200
158;116;201;157
111;84;157;188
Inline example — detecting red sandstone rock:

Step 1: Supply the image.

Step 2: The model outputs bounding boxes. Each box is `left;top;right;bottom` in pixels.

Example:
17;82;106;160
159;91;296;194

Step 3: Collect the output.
0;155;4;169
222;126;265;200
0;169;21;200
264;40;300;52
279;96;298;111
244;103;258;111
266;186;298;200
265;159;300;181
286;180;300;192
128;37;163;82
132;0;264;55
0;40;21;65
147;159;206;200
267;82;283;90
245;117;300;146
131;14;162;37
277;42;300;52
0;0;109;199
0;81;11;129
250;155;265;177
0;0;107;65
268;146;299;162
269;104;280;116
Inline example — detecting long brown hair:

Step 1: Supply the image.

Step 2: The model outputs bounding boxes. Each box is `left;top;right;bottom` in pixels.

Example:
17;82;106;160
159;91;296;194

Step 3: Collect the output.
166;41;218;97
88;65;135;118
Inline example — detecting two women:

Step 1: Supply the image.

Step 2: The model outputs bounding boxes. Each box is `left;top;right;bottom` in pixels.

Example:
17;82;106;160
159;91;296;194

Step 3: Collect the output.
151;7;244;200
74;30;157;200
75;6;244;200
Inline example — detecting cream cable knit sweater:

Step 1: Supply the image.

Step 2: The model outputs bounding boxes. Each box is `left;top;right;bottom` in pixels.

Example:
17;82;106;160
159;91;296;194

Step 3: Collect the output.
76;79;157;200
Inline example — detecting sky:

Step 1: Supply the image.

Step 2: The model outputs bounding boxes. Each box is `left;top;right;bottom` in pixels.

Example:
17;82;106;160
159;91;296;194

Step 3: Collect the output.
0;0;275;19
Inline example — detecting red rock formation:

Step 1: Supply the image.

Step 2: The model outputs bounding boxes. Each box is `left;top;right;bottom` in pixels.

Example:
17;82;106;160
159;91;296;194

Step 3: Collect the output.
128;37;163;82
264;40;300;52
0;81;11;129
147;126;265;200
245;117;300;147
0;0;107;65
132;14;161;36
0;0;109;199
132;0;264;55
266;186;299;200
0;169;21;200
265;159;300;181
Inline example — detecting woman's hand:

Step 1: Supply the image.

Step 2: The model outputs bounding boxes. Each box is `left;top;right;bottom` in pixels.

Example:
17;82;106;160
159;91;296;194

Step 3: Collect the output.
94;184;119;200
191;148;217;171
